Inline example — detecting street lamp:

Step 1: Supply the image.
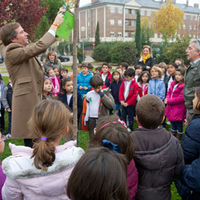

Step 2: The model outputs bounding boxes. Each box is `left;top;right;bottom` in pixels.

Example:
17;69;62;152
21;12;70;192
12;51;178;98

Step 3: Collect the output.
81;26;86;62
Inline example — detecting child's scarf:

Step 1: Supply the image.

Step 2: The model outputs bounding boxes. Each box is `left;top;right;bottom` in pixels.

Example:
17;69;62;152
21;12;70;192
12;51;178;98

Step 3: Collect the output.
50;76;60;95
142;54;150;64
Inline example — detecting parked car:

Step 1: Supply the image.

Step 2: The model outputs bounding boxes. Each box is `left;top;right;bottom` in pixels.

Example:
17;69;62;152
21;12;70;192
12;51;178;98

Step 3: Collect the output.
0;55;4;64
57;54;70;62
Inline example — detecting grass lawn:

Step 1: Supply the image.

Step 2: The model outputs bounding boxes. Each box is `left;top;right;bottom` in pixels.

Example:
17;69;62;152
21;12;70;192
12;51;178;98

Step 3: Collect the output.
0;76;181;200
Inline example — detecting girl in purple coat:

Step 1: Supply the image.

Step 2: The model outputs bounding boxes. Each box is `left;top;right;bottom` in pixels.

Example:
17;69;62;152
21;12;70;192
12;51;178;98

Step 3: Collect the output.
165;68;186;141
90;115;138;200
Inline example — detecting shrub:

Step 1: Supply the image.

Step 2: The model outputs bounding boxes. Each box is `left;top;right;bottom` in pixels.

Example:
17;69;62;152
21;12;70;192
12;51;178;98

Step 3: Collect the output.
92;42;112;62
110;42;137;65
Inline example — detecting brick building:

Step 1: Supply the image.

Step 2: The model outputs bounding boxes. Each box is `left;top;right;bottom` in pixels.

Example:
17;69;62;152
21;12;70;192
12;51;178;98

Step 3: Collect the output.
78;0;200;43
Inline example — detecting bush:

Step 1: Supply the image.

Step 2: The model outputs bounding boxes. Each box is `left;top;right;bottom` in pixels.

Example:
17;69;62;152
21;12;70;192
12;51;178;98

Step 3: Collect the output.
153;36;190;65
92;42;113;63
110;42;137;65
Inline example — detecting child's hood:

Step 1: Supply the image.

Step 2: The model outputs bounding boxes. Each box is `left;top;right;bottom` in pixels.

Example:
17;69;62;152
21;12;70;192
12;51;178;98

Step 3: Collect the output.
2;141;84;179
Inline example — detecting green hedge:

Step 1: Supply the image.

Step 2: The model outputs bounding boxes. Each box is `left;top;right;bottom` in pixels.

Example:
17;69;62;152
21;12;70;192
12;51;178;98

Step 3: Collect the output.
92;41;137;65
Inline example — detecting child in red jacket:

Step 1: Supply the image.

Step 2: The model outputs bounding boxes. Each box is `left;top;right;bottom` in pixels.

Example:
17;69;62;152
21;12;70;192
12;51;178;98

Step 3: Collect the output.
119;68;139;131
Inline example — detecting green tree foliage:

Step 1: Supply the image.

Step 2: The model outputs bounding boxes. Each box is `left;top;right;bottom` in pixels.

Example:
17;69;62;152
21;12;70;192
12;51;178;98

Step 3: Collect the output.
95;22;100;47
34;0;63;40
110;42;137;65
154;36;190;65
135;9;141;56
92;42;113;63
92;42;137;64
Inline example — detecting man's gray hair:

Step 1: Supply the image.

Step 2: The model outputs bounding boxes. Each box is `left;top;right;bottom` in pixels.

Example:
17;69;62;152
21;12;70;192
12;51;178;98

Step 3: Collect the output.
190;39;200;51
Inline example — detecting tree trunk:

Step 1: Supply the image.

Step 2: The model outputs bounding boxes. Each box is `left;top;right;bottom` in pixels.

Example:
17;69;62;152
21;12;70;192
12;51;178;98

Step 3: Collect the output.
72;0;80;140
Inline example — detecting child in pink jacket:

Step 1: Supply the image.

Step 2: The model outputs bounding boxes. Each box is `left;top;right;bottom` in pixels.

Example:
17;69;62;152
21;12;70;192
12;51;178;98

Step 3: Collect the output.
2;100;84;200
165;68;186;142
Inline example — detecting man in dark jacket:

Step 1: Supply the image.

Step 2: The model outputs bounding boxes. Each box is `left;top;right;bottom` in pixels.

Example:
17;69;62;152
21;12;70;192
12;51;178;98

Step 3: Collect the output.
183;39;200;124
132;95;184;200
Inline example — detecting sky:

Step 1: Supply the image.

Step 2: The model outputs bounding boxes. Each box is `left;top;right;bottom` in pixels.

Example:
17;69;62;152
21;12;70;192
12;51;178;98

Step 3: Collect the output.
80;0;200;6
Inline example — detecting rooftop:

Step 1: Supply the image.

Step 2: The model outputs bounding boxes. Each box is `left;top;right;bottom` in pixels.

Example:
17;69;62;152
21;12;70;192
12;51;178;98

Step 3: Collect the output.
79;0;200;14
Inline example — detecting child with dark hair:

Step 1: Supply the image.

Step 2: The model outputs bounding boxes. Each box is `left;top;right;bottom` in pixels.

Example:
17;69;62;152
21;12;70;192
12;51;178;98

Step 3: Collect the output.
119;68;139;131
120;62;129;77
176;88;200;200
135;65;143;83
132;94;184;200
101;63;112;88
87;63;94;75
137;71;151;98
77;63;92;99
84;75;114;140
148;66;165;101
167;63;178;92
58;77;82;123
2;100;84;200
165;68;186;142
110;71;123;117
67;147;129;200
90;115;138;200
60;68;69;80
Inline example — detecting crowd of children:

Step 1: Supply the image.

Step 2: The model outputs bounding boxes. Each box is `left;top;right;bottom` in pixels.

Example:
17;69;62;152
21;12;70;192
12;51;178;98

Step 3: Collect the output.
1;46;200;200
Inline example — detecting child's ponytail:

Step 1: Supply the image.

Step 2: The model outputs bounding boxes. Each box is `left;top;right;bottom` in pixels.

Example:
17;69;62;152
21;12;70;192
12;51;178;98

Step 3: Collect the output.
32;138;55;171
29;100;71;171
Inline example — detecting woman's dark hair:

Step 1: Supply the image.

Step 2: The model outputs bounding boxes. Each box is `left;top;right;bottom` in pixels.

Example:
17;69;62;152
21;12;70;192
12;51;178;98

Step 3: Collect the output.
175;68;185;84
90;75;103;88
0;22;20;46
137;71;151;84
29;100;71;171
90;115;134;163
112;71;122;82
67;147;129;200
124;68;135;77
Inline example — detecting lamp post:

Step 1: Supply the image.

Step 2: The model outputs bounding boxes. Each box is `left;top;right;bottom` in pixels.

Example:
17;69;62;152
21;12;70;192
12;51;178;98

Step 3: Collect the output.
81;26;86;62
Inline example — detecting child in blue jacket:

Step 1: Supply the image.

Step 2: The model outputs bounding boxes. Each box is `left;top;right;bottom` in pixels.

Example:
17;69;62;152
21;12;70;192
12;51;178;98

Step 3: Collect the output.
148;66;165;101
77;63;92;99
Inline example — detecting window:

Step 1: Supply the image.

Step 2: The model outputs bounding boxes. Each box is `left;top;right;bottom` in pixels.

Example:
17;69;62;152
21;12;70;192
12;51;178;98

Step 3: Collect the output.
154;33;158;38
118;32;122;37
110;32;115;37
125;8;132;14
131;20;135;26
110;7;115;13
118;20;122;26
125;8;129;14
140;10;145;16
125;20;129;26
118;7;122;14
147;10;151;17
131;9;136;15
125;32;128;38
110;19;115;25
88;22;90;27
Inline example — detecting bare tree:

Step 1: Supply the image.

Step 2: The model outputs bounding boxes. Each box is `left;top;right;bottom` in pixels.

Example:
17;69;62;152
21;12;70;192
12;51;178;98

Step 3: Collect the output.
72;0;80;139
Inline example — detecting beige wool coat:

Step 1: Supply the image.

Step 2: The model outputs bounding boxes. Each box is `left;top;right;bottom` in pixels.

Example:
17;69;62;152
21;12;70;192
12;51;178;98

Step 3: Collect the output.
5;32;55;139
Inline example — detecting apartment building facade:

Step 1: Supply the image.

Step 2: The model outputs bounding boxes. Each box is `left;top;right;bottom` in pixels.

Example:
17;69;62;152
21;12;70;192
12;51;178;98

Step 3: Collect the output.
78;0;200;43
